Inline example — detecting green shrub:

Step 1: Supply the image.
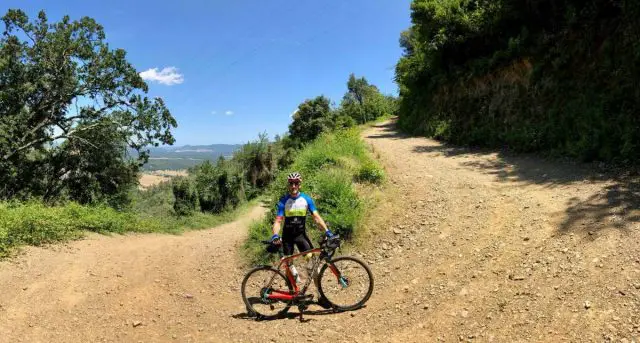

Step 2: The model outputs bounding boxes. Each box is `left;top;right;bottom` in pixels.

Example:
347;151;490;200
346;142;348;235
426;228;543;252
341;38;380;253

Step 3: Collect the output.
356;163;385;184
396;0;640;164
172;177;200;216
312;170;362;240
0;201;155;257
0;194;253;258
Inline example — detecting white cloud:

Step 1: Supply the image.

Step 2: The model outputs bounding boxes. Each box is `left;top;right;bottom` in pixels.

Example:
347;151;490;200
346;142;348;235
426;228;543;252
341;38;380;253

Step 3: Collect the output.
225;110;234;116
139;67;184;85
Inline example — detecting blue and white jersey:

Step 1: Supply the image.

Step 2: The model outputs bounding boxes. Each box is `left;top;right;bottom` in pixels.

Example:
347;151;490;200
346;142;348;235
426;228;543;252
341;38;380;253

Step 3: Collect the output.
276;192;317;235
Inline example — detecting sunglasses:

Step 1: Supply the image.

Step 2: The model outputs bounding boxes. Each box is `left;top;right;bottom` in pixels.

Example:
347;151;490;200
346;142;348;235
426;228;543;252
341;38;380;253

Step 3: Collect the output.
288;181;301;186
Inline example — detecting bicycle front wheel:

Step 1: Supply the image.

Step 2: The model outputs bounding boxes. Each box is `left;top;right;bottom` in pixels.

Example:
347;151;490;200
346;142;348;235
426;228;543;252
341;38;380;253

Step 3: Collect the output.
318;256;374;311
241;266;293;319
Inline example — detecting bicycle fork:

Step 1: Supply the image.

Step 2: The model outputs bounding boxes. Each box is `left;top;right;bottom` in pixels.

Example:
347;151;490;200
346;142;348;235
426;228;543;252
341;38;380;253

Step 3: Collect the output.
326;262;349;288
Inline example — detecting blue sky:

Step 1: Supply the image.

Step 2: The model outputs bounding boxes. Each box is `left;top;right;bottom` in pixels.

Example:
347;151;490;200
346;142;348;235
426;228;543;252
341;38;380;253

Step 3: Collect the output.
2;0;412;145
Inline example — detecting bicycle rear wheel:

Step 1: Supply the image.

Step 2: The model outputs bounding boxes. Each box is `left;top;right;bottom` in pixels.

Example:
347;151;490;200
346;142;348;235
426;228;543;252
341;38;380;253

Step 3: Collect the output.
241;266;293;319
317;256;374;311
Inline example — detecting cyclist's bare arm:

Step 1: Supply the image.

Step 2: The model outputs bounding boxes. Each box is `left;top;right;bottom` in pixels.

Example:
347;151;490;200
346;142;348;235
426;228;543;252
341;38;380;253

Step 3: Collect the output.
272;216;283;243
272;216;282;235
311;211;330;234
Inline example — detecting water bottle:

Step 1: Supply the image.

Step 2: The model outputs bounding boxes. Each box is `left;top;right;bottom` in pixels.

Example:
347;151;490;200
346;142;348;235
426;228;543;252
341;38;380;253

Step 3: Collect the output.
290;265;301;284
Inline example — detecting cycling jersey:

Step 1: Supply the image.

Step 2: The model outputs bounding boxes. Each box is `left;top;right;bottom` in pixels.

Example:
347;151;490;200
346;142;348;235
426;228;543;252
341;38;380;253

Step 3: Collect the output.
276;192;317;236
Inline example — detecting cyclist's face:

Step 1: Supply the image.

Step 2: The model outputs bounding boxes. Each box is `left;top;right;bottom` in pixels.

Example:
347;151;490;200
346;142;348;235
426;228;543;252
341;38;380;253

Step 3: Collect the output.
288;180;301;195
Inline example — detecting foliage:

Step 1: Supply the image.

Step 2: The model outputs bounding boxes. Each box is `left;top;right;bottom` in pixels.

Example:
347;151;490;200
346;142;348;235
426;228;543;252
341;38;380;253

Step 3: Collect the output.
171;132;291;216
356;162;385;184
52;123;139;209
0;193;255;257
288;96;336;147
340;74;397;124
395;0;640;163
287;76;397;150
172;177;199;216
192;159;245;213
0;201;152;257
234;132;277;191
0;9;177;206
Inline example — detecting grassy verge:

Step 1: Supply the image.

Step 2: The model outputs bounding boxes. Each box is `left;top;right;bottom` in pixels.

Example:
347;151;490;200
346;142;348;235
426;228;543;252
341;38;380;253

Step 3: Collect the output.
366;113;394;127
242;127;385;265
0;182;256;258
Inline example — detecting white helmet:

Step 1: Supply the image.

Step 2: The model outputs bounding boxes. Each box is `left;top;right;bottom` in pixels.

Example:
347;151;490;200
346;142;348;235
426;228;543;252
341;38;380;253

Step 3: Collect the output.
287;172;302;182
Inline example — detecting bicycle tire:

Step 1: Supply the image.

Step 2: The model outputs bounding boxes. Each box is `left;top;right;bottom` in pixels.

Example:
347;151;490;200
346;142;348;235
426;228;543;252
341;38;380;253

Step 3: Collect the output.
241;266;293;319
317;256;374;311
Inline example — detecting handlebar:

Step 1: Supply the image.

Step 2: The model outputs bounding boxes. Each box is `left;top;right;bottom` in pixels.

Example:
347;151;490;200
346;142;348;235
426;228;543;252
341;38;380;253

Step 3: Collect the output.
260;235;342;254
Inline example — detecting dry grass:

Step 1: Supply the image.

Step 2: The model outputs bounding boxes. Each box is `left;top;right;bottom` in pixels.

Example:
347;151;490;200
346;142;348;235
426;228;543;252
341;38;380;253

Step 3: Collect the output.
138;170;188;189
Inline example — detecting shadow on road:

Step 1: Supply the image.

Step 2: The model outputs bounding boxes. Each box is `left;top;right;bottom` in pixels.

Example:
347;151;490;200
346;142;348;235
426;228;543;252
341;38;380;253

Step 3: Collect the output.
231;305;352;322
364;119;411;140
375;119;640;236
559;180;640;234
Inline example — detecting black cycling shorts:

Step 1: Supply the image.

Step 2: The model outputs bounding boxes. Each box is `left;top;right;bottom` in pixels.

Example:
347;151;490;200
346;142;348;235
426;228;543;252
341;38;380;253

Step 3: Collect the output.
282;232;313;256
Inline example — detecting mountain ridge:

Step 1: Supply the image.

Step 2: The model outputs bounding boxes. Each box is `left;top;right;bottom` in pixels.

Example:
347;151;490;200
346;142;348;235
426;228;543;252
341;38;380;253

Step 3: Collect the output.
138;143;243;171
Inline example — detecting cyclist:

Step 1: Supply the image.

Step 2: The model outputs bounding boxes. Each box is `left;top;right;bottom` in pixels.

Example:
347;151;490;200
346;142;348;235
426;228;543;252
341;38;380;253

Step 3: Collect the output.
271;172;334;257
269;172;336;309
271;172;334;287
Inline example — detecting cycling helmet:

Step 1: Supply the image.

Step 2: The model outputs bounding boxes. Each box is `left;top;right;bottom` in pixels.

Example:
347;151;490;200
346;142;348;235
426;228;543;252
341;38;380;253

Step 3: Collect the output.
287;172;302;182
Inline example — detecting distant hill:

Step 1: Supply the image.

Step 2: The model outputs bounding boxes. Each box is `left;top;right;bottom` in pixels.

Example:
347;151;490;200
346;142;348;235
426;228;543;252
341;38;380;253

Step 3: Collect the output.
136;144;242;171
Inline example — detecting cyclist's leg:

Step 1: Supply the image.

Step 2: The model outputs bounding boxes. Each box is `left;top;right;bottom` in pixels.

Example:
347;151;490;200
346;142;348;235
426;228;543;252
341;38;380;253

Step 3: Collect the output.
294;232;313;253
294;233;330;307
282;227;297;256
281;232;310;286
282;238;295;256
281;234;301;283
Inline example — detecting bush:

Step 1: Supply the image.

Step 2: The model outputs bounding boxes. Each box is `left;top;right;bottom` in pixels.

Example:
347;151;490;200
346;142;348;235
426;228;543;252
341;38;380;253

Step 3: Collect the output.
356;163;385;184
396;0;640;164
0;190;255;258
311;170;362;240
172;177;199;216
0;201;163;257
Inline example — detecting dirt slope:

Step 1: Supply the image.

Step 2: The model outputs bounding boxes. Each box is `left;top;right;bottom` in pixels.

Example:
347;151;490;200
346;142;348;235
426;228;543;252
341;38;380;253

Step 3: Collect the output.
1;119;638;343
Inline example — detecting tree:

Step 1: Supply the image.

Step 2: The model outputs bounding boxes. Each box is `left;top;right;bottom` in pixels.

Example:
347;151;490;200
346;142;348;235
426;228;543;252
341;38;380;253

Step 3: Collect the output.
344;74;373;107
288;96;334;146
49;122;139;208
0;10;177;204
235;132;277;190
340;74;395;124
172;177;199;215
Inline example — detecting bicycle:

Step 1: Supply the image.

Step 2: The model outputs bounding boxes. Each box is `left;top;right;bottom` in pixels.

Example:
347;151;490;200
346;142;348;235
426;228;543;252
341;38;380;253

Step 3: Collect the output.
240;235;374;321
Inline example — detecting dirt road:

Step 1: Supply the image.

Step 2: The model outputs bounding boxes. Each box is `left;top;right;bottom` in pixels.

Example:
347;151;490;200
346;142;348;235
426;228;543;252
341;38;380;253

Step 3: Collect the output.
1;120;638;342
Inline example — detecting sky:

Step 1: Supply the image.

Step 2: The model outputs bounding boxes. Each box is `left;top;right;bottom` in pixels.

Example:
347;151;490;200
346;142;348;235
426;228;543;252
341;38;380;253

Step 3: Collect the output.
2;0;413;146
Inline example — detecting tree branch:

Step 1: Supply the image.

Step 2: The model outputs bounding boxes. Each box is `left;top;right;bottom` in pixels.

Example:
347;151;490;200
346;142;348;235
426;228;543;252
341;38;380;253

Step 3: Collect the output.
3;136;50;161
3;120;110;161
16;24;37;45
66;134;98;150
